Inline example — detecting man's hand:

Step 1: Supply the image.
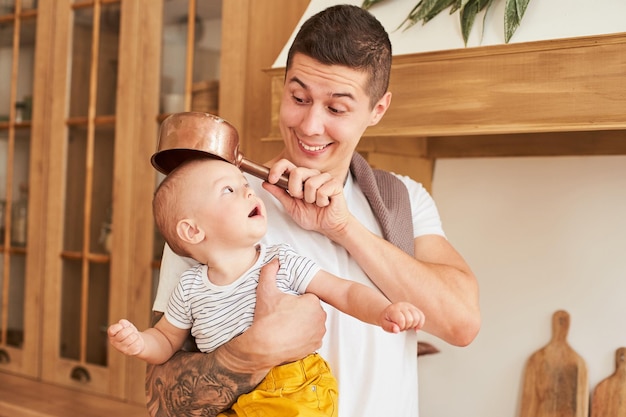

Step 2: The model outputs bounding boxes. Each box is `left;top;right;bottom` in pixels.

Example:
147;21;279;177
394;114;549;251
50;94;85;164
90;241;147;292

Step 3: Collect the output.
242;258;327;369
264;160;351;241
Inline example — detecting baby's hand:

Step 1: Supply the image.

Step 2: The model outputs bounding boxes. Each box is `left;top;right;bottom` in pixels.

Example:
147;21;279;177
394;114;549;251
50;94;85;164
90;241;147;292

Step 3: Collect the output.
381;302;425;334
107;318;145;356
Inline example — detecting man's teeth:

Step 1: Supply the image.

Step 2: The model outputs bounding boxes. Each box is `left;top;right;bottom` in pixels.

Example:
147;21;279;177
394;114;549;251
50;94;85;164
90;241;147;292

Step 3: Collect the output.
300;141;327;152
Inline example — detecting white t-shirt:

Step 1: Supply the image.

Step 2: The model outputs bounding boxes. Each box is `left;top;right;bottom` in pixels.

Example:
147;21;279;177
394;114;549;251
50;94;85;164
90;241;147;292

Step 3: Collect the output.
154;171;445;417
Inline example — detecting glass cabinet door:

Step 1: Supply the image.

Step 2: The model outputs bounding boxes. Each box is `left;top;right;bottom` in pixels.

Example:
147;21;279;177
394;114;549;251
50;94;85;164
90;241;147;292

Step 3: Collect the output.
153;0;221;265
0;0;41;378
40;0;160;400
41;0;122;396
160;0;221;118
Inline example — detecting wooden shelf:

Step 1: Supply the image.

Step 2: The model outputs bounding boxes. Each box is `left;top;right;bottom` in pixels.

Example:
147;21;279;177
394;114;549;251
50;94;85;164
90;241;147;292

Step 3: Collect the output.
263;32;626;144
261;31;626;190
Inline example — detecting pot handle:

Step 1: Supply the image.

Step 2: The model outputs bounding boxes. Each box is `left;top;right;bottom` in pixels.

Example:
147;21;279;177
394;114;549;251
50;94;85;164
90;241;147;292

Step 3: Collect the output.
240;158;289;190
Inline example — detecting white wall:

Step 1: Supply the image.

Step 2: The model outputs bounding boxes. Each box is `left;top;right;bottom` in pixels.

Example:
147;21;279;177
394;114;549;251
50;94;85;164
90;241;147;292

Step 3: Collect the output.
273;0;626;67
423;155;626;417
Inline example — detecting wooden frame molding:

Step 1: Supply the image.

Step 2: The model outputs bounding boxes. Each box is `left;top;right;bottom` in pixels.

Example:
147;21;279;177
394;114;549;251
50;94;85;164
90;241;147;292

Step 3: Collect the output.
263;32;626;142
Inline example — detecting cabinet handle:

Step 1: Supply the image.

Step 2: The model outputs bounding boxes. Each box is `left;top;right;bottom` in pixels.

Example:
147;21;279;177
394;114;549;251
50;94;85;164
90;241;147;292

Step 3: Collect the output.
0;349;9;364
70;365;91;383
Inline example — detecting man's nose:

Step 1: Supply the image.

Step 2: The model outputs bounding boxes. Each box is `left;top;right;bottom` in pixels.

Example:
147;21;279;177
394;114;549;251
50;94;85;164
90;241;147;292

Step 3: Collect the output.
299;106;325;136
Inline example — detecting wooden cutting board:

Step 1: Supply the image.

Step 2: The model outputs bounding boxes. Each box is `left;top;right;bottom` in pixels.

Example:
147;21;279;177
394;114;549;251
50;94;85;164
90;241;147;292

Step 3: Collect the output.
591;347;626;417
520;310;589;417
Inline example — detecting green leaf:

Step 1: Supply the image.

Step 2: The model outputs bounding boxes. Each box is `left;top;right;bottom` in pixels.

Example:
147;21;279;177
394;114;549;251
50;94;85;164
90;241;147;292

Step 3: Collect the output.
413;0;455;23
505;0;530;42
422;0;457;23
479;0;495;43
460;0;478;45
376;0;533;46
515;0;531;19
397;2;423;31
450;0;463;14
460;0;490;45
361;0;387;10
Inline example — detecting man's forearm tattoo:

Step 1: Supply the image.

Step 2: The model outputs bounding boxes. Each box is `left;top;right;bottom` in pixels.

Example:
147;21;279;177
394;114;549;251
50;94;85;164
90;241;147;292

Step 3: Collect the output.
145;313;257;417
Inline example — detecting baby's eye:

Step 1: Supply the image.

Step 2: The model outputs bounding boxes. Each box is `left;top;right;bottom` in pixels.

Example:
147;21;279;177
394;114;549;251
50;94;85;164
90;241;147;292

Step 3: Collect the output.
222;186;234;194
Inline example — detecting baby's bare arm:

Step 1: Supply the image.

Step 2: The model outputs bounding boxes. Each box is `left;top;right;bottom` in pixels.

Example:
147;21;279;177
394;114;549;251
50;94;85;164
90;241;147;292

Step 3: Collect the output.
307;270;424;333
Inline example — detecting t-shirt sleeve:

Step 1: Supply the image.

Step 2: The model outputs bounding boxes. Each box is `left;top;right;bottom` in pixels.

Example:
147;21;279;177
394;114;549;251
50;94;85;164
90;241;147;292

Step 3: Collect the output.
153;243;197;312
164;279;193;330
276;244;321;294
394;174;446;239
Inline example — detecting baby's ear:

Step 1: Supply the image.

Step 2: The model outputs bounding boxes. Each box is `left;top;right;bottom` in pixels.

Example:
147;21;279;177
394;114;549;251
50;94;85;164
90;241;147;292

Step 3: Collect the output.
176;219;205;244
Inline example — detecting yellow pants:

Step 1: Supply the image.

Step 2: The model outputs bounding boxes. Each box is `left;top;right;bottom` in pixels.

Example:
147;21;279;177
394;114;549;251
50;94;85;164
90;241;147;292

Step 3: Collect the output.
218;353;338;417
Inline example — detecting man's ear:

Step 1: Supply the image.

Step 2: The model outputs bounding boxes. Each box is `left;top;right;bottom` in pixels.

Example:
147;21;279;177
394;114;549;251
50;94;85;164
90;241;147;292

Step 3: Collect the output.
369;91;392;126
176;219;205;244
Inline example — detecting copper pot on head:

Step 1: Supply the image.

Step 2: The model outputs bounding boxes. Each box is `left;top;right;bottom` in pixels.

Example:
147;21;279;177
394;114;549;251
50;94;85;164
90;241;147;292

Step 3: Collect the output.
151;112;289;189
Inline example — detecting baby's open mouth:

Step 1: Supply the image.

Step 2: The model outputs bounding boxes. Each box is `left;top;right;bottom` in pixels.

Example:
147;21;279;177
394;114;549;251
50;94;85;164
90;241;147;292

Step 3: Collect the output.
248;207;260;217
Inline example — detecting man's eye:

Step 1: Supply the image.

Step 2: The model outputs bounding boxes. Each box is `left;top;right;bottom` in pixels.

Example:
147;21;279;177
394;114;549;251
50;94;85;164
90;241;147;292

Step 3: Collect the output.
292;94;305;104
328;106;346;115
222;186;234;194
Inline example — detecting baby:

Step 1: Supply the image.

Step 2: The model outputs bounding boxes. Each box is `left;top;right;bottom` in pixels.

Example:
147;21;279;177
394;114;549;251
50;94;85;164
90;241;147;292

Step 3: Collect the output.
108;157;425;416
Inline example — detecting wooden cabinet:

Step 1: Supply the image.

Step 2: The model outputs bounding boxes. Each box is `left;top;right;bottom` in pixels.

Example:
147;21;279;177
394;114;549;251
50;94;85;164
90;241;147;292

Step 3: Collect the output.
38;1;159;401
0;0;41;379
262;32;626;190
0;0;307;413
0;0;160;407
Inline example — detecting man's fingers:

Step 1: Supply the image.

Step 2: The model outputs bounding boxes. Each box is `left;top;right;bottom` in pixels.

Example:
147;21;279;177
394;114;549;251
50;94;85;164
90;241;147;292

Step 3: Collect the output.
256;258;280;296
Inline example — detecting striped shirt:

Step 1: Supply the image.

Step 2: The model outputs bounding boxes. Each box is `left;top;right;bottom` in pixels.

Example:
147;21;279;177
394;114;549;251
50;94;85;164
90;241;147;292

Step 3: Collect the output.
164;243;320;353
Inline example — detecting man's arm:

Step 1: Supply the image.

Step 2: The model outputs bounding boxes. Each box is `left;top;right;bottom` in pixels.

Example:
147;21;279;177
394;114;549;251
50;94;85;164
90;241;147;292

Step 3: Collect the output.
145;260;326;417
263;168;480;347
145;312;259;417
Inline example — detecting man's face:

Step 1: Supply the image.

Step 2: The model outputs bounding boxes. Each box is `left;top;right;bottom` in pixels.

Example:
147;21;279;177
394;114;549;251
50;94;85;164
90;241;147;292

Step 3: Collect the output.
278;53;390;180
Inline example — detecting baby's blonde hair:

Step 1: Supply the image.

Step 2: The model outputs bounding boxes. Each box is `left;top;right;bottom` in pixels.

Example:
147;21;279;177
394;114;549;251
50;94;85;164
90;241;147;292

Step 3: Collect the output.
153;159;204;258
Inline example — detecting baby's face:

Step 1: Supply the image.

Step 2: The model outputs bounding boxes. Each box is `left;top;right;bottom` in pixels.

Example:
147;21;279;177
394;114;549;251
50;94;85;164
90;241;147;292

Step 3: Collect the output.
183;159;267;247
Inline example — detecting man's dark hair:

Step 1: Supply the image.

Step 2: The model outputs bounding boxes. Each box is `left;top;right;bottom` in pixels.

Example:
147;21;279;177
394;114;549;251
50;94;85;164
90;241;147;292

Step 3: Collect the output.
286;4;392;106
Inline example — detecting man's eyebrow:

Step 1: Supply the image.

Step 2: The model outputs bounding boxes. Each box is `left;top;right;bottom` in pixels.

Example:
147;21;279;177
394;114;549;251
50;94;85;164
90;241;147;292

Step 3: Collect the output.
288;76;355;101
288;76;307;89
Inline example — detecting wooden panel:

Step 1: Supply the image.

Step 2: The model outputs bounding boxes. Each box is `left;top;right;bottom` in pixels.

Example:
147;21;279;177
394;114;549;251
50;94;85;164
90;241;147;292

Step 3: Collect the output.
0;372;148;417
426;131;626;158
357;136;429;157
381;33;626;137
363;152;433;192
115;0;163;404
41;0;73;391
220;0;311;164
264;32;626;143
38;0;157;402
0;0;56;380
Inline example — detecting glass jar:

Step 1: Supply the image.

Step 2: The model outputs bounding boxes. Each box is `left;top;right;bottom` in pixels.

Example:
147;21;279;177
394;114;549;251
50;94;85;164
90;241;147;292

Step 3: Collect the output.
15;101;26;123
0;200;5;243
11;185;28;247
